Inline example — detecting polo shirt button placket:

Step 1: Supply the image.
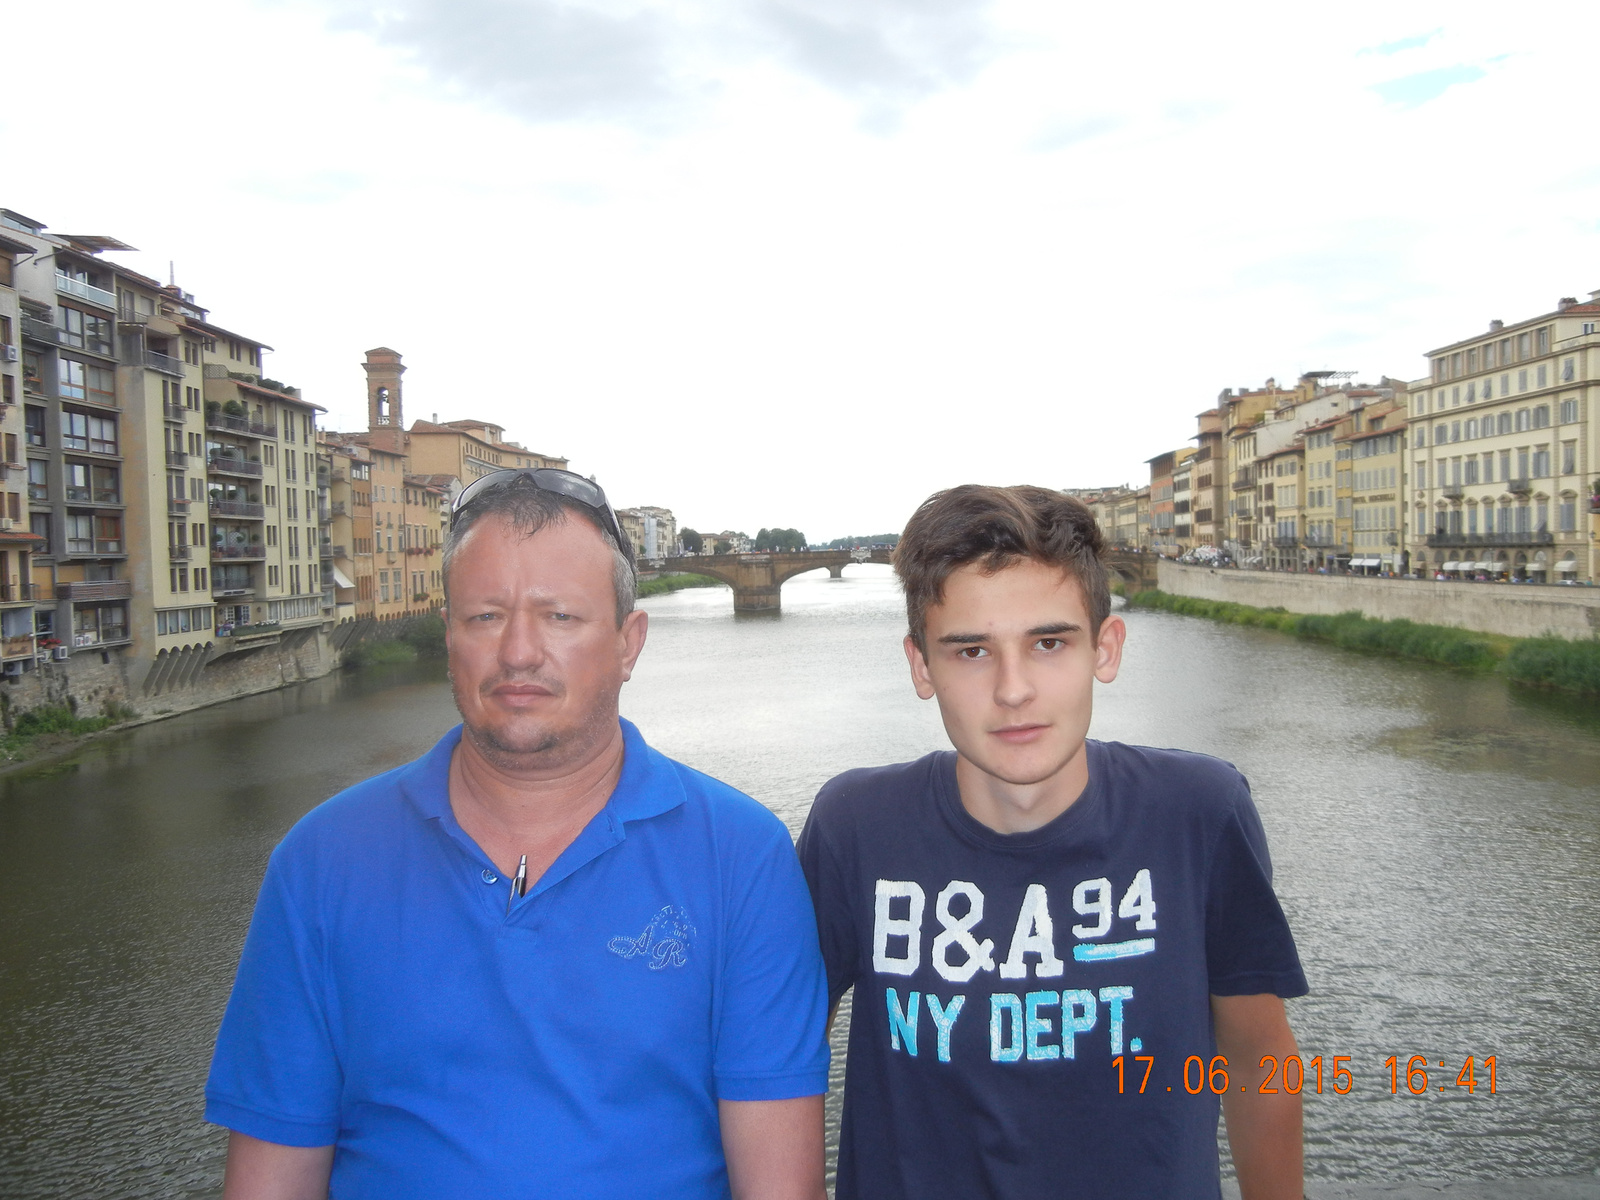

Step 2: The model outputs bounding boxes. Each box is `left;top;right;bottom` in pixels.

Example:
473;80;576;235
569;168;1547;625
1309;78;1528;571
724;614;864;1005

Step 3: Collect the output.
480;868;498;885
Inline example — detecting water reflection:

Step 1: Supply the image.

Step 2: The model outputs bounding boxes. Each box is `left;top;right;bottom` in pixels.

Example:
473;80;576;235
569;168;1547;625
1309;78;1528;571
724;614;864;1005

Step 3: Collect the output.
0;567;1596;1196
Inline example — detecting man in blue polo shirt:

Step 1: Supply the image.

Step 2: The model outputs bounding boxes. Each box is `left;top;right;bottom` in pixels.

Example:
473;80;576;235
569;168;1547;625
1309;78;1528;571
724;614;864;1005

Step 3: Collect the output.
207;470;830;1200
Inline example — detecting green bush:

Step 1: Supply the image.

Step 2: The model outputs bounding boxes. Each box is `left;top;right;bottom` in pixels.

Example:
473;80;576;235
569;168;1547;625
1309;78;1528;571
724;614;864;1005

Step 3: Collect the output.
345;640;418;667
1127;591;1500;672
637;573;726;598
400;614;446;658
1504;637;1600;694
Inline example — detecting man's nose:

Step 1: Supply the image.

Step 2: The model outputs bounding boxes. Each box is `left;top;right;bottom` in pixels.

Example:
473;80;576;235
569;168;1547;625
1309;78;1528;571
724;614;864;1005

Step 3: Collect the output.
992;650;1035;709
497;608;548;671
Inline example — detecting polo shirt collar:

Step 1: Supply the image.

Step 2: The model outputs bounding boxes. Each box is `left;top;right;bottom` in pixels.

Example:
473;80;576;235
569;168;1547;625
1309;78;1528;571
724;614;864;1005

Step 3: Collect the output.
398;717;686;830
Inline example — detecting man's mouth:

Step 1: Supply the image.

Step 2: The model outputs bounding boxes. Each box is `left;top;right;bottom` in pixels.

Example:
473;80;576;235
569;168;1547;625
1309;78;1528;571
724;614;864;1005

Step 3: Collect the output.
991;723;1048;744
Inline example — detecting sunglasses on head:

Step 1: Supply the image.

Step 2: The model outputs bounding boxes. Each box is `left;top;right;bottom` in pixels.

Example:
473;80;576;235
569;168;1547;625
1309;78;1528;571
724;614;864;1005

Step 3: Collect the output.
451;468;629;558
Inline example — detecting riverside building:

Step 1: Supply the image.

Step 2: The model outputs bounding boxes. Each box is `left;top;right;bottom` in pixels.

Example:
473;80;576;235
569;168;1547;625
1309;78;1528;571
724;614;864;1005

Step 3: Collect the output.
3;204;332;705
1409;293;1600;582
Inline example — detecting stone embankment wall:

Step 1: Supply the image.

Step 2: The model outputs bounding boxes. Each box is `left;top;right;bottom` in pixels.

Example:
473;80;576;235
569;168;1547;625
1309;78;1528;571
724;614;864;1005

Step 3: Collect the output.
1156;561;1600;641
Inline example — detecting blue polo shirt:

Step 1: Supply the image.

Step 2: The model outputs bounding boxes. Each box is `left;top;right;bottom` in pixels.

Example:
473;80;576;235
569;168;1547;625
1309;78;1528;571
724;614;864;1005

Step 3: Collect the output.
206;720;829;1199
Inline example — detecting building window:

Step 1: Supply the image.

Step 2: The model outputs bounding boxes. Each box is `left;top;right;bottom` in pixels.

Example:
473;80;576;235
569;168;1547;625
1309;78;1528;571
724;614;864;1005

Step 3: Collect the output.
1559;500;1577;532
1562;442;1576;475
1560;399;1579;424
1536;327;1550;355
28;459;48;501
1532;449;1550;478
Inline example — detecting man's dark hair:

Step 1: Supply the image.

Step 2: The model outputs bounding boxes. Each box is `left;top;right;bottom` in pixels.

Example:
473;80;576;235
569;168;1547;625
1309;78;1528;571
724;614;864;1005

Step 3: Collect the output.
443;478;637;626
893;484;1110;652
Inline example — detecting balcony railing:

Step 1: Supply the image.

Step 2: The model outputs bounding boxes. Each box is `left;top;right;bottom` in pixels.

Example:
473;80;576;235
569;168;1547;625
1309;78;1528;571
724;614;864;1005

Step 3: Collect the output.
56;579;133;601
1507;477;1532;495
212;584;256;598
205;410;277;438
210;544;267;560
329;501;348;517
0;583;40;601
167;497;191;516
21;315;61;345
1232;471;1254;490
2;635;35;659
1426;532;1554;548
166;450;187;468
209;499;265;518
208;454;264;478
413;592;430;603
168;544;191;561
163;400;187;423
55;274;118;310
63;540;125;557
1270;536;1299;547
65;488;122;506
145;350;185;377
1442;485;1464;500
330;544;348;560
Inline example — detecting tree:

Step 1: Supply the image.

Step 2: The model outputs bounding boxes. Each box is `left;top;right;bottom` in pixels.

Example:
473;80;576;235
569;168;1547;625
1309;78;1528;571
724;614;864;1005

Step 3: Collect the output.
680;528;703;554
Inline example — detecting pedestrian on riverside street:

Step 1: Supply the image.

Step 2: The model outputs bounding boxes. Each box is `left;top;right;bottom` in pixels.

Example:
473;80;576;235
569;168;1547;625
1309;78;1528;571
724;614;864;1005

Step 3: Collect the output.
798;484;1307;1200
206;469;829;1200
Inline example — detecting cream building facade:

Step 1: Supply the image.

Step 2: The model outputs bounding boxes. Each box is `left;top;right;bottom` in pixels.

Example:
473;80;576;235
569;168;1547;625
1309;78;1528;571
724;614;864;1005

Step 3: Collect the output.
1408;293;1600;582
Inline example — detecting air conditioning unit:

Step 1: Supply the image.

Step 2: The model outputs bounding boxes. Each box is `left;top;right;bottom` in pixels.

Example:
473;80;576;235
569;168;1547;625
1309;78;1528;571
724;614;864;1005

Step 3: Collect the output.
0;519;12;531
2;661;22;678
0;344;18;362
53;646;70;661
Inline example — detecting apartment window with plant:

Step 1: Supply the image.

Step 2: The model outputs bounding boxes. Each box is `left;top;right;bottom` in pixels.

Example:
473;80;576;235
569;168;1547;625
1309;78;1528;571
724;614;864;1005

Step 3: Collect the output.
27;460;47;501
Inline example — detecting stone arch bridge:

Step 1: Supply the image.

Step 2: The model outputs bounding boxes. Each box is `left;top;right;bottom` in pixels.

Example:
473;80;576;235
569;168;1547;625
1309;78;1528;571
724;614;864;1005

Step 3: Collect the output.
656;547;1158;613
656;549;894;612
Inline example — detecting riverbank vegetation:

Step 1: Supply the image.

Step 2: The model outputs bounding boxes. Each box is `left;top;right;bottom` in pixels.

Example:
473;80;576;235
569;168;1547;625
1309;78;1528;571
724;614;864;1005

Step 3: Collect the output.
0;699;140;762
637;573;726;598
343;614;447;667
1125;590;1600;695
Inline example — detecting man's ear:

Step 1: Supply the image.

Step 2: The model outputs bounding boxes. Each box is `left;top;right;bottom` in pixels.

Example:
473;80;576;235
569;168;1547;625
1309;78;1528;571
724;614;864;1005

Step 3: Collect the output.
618;608;649;682
1093;614;1126;684
904;634;937;700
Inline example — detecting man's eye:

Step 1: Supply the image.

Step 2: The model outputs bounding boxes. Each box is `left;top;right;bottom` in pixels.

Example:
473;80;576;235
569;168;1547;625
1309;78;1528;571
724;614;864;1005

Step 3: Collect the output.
1036;638;1062;651
958;646;987;659
551;612;572;621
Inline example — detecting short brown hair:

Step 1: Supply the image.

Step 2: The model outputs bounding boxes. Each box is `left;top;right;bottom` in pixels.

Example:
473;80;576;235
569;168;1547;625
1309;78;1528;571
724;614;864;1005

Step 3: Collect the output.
893;484;1110;651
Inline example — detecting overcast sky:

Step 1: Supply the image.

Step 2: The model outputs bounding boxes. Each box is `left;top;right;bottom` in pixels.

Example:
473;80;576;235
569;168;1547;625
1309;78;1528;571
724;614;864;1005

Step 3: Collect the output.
7;0;1598;540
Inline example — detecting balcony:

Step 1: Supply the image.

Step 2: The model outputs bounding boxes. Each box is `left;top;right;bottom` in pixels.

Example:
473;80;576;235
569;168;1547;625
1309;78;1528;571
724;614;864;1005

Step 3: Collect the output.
1427;532;1554;549
212;584;256;599
167;497;191;517
207;454;264;478
412;591;430;603
73;629;131;649
405;545;432;556
2;635;34;659
168;544;191;561
211;544;266;560
166;449;187;468
163;400;187;423
1270;536;1299;548
21;315;61;345
329;500;348;517
1507;477;1532;495
209;498;264;519
205;410;277;439
330;544;348;560
1442;484;1464;500
56;579;133;602
0;583;40;602
64;488;122;507
55;274;118;310
62;540;125;558
145;349;185;377
1232;471;1254;490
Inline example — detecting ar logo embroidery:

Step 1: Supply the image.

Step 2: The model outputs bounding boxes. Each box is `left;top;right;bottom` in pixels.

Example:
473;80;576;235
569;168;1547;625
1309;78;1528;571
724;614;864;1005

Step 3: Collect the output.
609;905;697;970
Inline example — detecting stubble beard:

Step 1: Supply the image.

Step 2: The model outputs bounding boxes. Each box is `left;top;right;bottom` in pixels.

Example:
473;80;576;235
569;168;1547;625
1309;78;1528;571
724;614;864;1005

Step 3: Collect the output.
450;666;614;773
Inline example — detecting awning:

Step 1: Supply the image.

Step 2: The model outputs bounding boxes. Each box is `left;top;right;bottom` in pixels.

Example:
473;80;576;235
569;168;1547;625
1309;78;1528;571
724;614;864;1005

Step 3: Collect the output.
1528;562;1548;572
1475;561;1497;571
1442;562;1461;570
1557;560;1579;571
332;565;356;589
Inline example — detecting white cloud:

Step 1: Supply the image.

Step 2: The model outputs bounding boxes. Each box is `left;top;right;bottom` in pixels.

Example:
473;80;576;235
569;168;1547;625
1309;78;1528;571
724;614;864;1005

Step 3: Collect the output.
3;0;1598;539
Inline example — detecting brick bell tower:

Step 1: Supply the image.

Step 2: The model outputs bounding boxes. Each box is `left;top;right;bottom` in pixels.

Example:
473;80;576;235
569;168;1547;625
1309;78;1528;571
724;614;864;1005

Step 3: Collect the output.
362;347;406;453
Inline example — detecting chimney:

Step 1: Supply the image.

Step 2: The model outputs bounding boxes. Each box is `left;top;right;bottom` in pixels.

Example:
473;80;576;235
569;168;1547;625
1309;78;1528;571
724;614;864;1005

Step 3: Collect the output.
1489;319;1503;331
1557;297;1577;311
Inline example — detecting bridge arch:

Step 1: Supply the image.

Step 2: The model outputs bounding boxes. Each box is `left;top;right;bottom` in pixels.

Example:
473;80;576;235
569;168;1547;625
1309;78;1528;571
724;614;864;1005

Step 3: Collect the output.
649;550;895;613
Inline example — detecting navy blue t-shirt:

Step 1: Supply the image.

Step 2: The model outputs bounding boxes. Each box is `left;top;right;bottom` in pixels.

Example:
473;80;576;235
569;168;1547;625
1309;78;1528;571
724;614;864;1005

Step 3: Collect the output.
797;740;1307;1200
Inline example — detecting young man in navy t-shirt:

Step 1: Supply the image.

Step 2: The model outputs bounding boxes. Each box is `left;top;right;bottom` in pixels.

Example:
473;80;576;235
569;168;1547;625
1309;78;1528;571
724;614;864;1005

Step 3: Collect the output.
798;485;1308;1199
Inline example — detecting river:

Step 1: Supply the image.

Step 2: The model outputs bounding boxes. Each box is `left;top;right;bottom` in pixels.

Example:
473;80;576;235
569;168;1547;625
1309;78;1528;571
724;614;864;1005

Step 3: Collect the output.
1;566;1597;1195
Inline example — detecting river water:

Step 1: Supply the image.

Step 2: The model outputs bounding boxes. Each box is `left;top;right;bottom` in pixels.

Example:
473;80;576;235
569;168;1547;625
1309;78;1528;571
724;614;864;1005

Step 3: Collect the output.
1;567;1598;1196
